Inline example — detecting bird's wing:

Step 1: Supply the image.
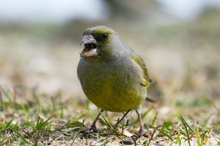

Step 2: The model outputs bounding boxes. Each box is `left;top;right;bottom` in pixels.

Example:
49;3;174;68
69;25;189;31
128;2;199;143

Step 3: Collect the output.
132;54;153;88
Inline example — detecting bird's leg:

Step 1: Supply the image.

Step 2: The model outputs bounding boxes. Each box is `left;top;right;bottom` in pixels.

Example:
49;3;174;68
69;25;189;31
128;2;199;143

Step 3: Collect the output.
131;107;147;140
88;109;103;132
80;109;103;137
136;108;145;135
114;109;131;129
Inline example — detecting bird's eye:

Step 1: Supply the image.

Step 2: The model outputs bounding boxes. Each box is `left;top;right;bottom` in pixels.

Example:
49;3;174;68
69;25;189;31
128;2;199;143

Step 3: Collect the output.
102;33;108;38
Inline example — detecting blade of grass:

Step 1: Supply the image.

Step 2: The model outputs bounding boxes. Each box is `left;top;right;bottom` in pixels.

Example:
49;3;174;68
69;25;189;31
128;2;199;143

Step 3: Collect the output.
114;109;131;129
196;126;202;146
145;128;156;146
35;115;53;131
150;111;158;126
179;114;194;146
151;126;173;141
5;119;14;129
179;115;195;133
141;108;152;119
1;86;12;102
99;112;113;129
177;130;182;146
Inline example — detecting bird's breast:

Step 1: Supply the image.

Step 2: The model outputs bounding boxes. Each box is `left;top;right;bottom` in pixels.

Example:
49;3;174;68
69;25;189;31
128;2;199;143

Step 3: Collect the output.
77;58;147;112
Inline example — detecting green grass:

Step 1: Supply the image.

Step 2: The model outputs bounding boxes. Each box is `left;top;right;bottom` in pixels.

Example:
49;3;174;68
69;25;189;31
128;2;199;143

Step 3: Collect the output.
0;85;219;145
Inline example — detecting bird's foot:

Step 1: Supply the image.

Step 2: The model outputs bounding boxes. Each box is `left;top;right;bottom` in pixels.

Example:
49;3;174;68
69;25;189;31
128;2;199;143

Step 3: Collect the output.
131;129;148;140
79;124;98;138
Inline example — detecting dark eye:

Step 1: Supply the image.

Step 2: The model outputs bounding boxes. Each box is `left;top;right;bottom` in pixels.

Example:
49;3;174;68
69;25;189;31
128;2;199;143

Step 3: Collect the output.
102;33;108;38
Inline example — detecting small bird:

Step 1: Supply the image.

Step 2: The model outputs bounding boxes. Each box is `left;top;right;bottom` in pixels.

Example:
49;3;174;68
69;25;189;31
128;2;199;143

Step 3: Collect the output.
77;26;153;139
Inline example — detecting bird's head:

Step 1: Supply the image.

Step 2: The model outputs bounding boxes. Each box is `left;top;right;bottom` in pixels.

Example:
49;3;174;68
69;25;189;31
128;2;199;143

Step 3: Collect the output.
80;26;126;58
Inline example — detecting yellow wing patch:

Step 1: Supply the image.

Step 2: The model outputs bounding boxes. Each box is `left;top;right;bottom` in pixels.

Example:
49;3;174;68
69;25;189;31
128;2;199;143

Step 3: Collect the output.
132;54;153;88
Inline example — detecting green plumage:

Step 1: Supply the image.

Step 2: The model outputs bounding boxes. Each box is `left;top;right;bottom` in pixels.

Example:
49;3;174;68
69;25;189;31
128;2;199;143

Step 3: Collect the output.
77;26;152;112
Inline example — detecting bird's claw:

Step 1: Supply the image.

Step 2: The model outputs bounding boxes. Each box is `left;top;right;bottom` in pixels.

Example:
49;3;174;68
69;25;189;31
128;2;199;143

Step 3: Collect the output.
79;125;98;138
131;129;148;140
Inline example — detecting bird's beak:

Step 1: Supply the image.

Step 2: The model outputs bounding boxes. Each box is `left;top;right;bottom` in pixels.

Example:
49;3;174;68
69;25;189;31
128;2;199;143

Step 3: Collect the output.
80;35;96;45
80;35;98;57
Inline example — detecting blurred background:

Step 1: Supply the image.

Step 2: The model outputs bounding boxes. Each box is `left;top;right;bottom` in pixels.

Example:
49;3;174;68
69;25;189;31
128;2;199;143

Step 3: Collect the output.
0;0;220;106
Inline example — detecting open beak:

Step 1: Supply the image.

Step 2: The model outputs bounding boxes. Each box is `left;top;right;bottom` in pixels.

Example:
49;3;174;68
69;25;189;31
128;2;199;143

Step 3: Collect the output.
80;35;98;57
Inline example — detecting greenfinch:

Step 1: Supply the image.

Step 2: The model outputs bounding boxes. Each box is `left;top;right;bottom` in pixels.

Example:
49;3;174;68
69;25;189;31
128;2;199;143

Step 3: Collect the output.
77;26;153;139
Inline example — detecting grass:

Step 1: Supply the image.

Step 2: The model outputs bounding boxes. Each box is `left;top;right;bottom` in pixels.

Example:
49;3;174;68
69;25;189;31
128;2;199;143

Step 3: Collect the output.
0;85;219;145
